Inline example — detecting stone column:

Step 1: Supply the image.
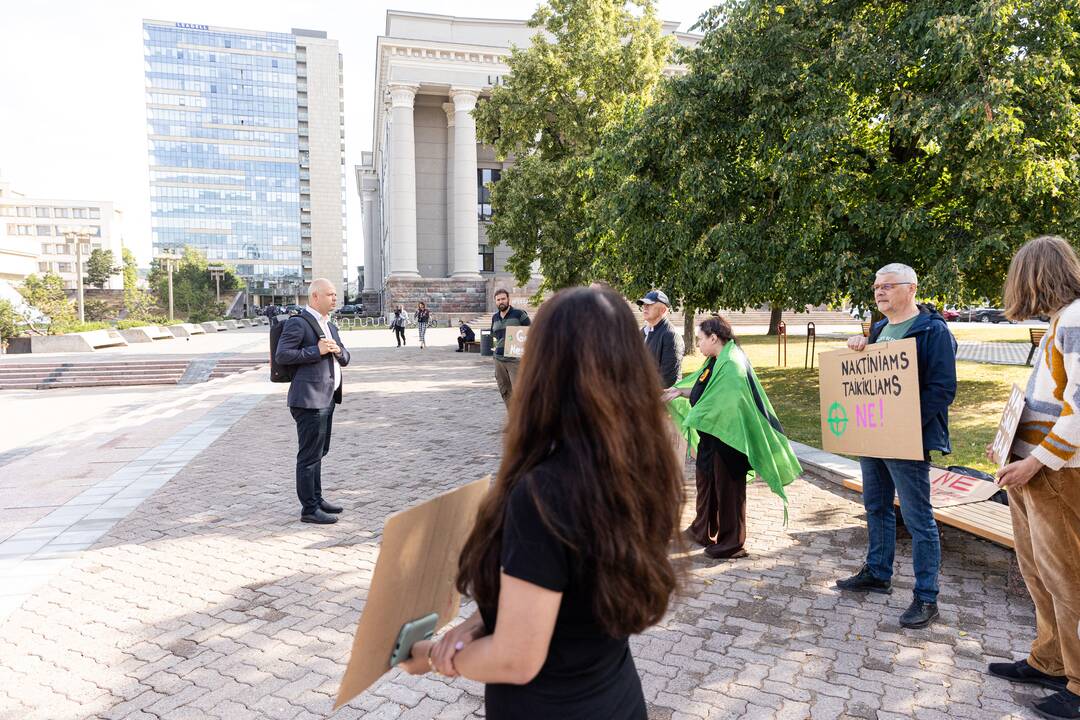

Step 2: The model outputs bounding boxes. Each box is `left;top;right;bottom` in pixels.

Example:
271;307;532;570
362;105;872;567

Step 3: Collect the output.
442;102;456;277
361;188;377;292
388;83;420;277
450;88;482;279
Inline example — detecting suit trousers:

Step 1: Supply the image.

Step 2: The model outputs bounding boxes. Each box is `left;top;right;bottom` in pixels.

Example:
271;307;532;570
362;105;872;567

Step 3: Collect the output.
291;403;335;514
1010;466;1080;695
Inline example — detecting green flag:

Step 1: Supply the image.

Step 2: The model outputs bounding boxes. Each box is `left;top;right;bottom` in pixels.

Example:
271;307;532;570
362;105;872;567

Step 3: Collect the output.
667;341;802;520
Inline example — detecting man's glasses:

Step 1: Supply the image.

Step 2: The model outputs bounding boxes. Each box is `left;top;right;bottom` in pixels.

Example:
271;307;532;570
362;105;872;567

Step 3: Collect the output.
873;282;914;292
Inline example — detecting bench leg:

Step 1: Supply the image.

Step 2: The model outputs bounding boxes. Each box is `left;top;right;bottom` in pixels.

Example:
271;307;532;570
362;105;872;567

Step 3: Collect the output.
1026;345;1036;366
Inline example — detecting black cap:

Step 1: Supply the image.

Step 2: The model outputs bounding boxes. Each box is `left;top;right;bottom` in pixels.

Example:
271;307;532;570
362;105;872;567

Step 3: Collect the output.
637;290;670;306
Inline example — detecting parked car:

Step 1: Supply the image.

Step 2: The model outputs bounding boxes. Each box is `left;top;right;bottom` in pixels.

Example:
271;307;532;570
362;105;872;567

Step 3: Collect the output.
284;304;303;317
941;308;960;322
958;307;1012;324
334;303;364;318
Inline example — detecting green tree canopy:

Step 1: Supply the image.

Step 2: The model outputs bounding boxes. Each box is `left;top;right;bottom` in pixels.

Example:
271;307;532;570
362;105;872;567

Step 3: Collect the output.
85;248;119;289
18;272;75;330
148;246;241;322
474;0;673;291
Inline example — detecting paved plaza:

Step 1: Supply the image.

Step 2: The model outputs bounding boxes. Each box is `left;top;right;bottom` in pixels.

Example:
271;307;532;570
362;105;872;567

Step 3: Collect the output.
0;330;1044;719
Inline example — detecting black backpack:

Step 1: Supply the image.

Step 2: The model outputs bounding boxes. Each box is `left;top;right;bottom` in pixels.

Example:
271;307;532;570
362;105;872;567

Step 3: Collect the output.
270;313;326;383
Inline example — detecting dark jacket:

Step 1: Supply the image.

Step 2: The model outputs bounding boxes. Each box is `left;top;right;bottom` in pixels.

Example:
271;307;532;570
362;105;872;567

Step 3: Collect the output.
644;316;685;388
868;304;957;455
491;306;531;361
274;313;351;409
459;323;476;342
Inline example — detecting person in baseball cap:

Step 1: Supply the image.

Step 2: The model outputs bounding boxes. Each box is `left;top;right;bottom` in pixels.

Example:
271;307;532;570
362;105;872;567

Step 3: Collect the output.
637;290;682;388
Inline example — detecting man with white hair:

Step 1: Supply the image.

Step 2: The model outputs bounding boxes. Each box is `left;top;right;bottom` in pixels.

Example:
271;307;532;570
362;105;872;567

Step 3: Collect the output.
835;263;957;629
274;278;351;525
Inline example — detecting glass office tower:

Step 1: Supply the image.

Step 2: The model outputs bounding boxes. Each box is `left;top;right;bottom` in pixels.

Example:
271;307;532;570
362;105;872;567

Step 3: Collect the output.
144;21;343;303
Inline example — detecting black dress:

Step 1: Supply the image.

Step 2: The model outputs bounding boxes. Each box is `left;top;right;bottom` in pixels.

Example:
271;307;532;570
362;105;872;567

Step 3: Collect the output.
481;462;647;720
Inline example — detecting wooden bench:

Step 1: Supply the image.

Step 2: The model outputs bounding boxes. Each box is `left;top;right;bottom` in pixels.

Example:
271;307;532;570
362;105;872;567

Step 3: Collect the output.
837;473;1013;549
1026;328;1047;366
462;340;480;353
861;321;872;337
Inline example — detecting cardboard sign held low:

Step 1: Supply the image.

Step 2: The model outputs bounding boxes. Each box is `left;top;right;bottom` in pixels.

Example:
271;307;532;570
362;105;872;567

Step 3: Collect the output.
335;476;490;709
929;468;1002;508
505;326;529;359
818;337;923;461
990;384;1025;469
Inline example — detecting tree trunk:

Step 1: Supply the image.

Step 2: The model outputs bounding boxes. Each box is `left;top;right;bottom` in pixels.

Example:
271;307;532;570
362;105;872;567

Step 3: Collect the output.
767;306;783;335
683;307;696;355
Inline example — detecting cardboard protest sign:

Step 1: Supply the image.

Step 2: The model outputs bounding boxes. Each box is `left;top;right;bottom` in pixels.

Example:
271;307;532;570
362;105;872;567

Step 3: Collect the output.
990;384;1025;469
818;337;922;460
929;468;1002;508
335;476;491;709
505;326;529;358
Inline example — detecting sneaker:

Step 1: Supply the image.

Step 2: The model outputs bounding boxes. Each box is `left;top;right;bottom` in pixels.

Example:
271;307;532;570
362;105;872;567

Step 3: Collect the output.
1032;689;1080;720
899;598;938;629
988;659;1068;692
835;565;892;594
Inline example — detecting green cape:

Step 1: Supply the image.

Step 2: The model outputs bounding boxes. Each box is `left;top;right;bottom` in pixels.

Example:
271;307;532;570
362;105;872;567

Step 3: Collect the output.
667;341;802;520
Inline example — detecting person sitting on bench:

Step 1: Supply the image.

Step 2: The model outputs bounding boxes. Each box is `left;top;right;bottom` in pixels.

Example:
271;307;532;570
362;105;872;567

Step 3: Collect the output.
457;321;476;352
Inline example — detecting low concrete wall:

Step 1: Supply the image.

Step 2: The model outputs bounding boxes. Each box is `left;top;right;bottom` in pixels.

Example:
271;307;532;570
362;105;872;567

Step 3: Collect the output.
120;326;174;343
169;323;205;337
8;335;95;354
80;329;128;349
222;320;239;330
199;322;224;333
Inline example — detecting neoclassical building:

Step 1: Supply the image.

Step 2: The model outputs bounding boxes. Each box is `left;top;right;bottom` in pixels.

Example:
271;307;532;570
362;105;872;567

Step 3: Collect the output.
356;11;698;313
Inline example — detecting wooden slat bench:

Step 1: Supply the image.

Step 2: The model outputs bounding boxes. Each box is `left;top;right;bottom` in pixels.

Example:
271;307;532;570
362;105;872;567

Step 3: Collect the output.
1026;328;1047;366
861;321;872;337
837;473;1014;549
462;340;481;353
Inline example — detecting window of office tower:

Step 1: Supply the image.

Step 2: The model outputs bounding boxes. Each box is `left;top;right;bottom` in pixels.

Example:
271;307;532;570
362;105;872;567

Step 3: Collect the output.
477;168;500;221
143;21;303;293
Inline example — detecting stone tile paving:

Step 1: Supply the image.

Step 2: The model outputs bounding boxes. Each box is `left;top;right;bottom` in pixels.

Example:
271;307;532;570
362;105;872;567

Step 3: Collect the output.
955;341;1031;366
0;346;1042;719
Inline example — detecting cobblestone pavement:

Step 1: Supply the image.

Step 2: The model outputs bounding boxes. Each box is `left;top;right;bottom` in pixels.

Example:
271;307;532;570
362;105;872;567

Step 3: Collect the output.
0;345;1042;719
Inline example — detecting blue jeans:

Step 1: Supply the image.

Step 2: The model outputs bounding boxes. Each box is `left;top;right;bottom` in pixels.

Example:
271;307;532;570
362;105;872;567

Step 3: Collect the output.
859;457;940;603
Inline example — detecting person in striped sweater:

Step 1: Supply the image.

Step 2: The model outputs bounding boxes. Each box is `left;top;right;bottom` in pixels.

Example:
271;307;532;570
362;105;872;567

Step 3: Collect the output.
989;235;1080;720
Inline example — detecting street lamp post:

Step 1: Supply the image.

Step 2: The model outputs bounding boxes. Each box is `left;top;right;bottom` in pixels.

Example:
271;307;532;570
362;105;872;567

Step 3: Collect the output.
208;264;224;303
63;228;92;323
155;249;179;321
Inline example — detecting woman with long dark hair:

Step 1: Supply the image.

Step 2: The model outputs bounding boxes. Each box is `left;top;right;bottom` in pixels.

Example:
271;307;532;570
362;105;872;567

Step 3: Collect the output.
400;286;685;719
663;315;801;559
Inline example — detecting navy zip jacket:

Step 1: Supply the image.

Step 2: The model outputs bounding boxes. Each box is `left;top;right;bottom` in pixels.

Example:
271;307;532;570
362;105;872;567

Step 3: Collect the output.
867;304;957;455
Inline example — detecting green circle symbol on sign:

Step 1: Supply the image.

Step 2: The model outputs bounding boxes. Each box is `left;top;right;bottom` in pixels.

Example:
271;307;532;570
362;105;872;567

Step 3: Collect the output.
827;402;848;438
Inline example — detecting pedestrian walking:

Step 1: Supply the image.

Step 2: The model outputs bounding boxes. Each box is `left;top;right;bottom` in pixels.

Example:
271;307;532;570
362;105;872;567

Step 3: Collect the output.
400;285;684;720
416;301;431;349
391;306;407;347
987;235;1080;720
663;314;801;559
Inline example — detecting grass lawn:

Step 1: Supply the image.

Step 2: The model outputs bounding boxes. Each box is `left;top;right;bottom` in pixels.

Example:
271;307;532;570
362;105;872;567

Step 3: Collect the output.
681;333;1031;474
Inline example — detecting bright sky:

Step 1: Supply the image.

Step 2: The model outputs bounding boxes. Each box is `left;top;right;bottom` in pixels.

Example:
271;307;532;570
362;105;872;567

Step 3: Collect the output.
0;0;714;270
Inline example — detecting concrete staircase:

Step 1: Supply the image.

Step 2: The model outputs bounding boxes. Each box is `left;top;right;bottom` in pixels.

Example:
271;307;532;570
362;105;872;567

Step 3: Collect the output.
0;356;266;390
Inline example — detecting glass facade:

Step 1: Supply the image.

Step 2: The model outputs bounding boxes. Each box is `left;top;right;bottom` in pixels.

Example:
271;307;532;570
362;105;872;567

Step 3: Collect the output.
144;21;302;293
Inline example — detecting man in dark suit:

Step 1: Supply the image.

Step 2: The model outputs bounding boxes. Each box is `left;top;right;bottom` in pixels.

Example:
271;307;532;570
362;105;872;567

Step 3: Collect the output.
456;321;476;352
274;278;351;525
638;290;684;388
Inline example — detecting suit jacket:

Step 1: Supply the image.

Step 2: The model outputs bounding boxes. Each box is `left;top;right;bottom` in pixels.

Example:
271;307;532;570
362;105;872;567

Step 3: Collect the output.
274;313;351;409
644;317;685;388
